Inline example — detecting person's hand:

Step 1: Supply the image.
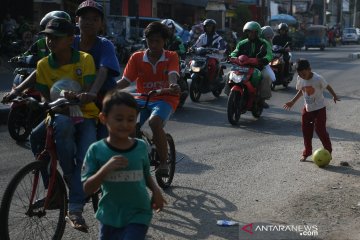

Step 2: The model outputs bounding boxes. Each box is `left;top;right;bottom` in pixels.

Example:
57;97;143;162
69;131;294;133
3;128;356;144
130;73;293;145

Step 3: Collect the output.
77;92;97;104
62;90;77;100
283;101;294;110
169;83;181;95
333;95;340;103
2;89;20;103
151;190;167;213
102;155;128;174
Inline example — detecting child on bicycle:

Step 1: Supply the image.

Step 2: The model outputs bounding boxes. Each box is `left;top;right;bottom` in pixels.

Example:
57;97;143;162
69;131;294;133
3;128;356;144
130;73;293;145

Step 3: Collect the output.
283;58;340;161
32;17;98;232
74;0;121;138
116;21;180;177
82;90;166;240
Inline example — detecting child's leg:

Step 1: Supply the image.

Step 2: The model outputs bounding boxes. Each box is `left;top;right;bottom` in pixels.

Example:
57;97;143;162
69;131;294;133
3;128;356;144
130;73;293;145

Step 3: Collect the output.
314;107;332;153
301;107;315;157
121;223;148;240
99;223;148;240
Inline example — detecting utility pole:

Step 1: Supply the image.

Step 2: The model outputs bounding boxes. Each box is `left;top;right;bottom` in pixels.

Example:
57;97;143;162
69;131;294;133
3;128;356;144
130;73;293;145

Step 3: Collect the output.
290;0;293;15
354;0;358;27
323;0;327;25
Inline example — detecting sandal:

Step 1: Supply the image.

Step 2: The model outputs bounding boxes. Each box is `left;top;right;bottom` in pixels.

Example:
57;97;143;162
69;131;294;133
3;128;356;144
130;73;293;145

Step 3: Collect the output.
300;156;308;162
65;211;88;233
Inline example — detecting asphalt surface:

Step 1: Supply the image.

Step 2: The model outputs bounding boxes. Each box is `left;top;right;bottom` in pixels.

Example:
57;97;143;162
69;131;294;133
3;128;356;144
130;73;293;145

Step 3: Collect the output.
0;45;360;240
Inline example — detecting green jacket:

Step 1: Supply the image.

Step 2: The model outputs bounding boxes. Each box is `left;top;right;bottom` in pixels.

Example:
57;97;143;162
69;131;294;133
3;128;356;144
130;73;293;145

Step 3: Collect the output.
230;37;273;65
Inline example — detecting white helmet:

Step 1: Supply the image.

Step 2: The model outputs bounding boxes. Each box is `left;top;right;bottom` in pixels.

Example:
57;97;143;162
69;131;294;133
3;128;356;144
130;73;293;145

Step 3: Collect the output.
161;19;175;29
50;79;81;101
261;26;274;40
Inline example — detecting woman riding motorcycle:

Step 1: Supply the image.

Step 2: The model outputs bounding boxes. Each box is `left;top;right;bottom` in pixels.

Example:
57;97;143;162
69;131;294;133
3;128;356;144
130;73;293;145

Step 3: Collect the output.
230;21;273;108
192;19;226;86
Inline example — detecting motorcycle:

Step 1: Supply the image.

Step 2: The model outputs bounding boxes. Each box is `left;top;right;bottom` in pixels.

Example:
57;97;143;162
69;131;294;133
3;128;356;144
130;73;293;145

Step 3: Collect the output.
177;59;189;109
270;43;294;90
188;47;226;102
227;48;266;125
4;55;43;141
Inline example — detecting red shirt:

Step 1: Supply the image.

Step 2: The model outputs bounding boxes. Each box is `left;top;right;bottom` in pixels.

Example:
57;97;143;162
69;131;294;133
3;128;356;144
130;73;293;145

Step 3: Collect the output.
123;50;180;110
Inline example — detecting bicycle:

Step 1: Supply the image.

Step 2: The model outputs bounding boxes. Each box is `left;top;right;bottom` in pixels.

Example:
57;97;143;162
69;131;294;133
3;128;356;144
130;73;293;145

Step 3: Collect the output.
131;90;176;189
0;98;100;240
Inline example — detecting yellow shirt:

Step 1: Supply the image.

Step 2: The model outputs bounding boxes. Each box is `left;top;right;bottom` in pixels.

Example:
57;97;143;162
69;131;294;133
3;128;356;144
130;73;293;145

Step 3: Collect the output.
36;50;98;118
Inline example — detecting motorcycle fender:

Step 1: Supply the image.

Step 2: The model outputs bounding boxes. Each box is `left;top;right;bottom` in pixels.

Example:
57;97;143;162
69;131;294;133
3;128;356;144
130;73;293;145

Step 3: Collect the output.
231;85;243;95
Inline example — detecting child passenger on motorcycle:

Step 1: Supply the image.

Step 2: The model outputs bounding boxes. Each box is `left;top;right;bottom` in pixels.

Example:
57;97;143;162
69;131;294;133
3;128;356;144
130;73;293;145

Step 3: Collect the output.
192;19;226;85
230;21;273;108
161;19;186;59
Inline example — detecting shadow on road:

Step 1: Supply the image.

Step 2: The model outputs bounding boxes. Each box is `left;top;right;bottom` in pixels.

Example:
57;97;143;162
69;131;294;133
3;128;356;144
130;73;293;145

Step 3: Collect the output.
150;186;239;239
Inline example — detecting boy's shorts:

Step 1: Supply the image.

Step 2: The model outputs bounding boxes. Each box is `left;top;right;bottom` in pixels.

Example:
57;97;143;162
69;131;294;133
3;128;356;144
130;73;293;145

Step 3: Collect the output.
136;99;173;127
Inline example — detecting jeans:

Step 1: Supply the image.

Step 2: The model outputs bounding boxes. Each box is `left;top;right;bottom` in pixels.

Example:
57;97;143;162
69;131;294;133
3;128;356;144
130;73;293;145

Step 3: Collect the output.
99;223;148;240
30;114;97;212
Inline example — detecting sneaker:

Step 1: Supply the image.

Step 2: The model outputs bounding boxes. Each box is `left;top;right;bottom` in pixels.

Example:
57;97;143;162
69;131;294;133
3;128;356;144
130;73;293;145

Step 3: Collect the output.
65;211;88;233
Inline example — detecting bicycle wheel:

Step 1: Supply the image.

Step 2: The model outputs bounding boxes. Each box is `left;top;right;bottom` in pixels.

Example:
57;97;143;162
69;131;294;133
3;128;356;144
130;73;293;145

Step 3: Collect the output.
0;161;67;240
155;133;176;189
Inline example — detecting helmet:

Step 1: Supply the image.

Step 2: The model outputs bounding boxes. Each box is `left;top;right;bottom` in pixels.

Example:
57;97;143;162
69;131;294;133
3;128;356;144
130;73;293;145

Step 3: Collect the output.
203;19;216;26
261;26;274;40
278;23;289;32
40;11;71;30
50;79;81;101
243;21;261;37
161;19;175;29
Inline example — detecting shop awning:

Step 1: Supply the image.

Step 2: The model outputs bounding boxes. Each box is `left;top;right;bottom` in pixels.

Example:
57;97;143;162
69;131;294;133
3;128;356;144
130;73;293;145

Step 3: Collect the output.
174;0;208;7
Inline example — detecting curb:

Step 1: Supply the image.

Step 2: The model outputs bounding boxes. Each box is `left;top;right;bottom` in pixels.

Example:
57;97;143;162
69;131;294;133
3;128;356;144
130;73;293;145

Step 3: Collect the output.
349;52;360;59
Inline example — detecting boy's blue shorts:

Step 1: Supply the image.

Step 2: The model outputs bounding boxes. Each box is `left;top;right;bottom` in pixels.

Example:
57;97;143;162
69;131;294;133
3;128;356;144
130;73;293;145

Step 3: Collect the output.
136;99;173;127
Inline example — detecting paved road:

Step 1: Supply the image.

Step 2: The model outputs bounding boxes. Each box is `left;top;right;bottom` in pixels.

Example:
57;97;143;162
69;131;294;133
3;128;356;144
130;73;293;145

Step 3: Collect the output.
0;45;359;240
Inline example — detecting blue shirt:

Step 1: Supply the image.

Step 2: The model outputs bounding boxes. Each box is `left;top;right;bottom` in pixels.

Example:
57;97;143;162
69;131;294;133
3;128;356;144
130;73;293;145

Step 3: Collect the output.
73;36;120;94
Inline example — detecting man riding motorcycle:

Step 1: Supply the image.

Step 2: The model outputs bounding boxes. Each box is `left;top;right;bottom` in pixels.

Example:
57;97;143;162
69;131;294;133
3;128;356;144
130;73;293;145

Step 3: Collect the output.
272;23;292;77
229;21;273;108
161;19;186;59
192;19;226;86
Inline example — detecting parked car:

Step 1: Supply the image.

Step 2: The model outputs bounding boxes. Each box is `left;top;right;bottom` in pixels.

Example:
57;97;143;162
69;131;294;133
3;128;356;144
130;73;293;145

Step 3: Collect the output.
106;16;190;43
341;28;360;44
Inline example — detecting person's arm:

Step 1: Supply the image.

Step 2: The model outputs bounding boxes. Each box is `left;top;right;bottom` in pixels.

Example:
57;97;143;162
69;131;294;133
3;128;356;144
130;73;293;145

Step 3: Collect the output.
146;176;167;212
116;78;131;89
326;85;340;103
83;155;128;196
283;90;303;110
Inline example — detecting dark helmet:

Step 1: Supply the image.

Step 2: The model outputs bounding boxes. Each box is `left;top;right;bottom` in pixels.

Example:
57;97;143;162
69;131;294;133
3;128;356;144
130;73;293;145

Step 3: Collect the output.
278;23;289;32
243;21;261;37
76;0;104;18
203;19;216;27
40;11;71;30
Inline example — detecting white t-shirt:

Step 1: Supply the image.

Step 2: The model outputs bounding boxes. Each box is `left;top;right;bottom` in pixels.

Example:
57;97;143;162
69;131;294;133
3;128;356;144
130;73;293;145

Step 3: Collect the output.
296;72;328;112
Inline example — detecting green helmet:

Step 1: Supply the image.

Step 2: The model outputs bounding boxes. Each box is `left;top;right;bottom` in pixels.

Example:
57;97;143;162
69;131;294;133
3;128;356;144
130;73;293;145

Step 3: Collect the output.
243;21;261;37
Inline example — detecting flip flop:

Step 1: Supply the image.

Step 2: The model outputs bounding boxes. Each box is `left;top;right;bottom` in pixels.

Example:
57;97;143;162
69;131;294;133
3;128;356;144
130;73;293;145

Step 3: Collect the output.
65;211;88;233
300;156;308;162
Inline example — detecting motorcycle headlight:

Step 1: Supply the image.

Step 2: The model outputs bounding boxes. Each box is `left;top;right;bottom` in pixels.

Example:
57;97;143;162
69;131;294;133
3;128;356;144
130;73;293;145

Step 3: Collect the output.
229;71;243;83
190;61;201;73
271;59;280;66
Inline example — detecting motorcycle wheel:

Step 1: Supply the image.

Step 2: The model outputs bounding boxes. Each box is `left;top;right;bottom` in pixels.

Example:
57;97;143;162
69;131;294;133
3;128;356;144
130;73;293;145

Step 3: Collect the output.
7;105;32;141
227;91;241;125
212;87;222;98
189;79;201;102
251;99;263;118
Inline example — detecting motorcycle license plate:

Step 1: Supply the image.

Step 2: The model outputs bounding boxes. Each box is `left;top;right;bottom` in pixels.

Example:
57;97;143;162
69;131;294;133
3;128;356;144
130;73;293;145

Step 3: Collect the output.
233;66;249;73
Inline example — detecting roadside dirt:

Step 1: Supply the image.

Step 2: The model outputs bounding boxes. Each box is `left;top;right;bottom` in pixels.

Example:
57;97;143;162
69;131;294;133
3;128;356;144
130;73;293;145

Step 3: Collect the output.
278;141;360;240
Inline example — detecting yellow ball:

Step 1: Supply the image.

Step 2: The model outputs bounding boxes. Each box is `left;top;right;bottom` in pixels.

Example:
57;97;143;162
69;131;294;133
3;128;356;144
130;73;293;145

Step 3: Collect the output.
312;148;332;168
